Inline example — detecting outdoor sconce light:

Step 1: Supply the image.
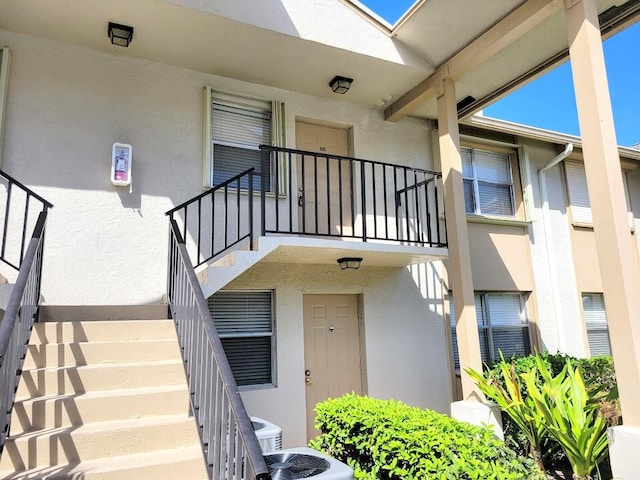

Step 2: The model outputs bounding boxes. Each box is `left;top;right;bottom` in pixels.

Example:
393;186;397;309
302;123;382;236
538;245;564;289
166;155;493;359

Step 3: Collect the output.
329;76;353;94
337;257;363;270
108;22;134;47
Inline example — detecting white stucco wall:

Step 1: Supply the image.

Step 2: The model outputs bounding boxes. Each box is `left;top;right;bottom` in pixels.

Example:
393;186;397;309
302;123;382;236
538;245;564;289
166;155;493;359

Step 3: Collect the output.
520;139;590;357
0;29;434;305
224;262;450;447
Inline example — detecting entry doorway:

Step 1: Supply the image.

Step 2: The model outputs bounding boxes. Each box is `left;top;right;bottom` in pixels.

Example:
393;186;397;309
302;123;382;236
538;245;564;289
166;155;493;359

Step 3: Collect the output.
295;122;353;237
303;294;363;439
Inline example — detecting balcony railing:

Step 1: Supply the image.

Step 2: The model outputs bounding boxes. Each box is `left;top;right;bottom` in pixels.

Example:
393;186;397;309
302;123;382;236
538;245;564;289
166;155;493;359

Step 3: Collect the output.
168;147;447;268
260;145;446;247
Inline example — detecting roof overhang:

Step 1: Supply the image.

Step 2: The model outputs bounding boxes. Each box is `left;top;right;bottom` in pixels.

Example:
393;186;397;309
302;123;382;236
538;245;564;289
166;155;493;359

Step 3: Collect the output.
0;0;638;122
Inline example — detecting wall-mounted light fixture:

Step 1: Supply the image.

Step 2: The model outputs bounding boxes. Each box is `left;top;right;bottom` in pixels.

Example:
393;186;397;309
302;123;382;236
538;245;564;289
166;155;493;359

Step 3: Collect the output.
337;257;363;270
329;76;353;94
108;22;134;47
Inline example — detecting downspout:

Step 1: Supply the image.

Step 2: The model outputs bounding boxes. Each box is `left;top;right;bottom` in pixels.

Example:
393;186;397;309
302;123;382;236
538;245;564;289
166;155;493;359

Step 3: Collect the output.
538;143;573;352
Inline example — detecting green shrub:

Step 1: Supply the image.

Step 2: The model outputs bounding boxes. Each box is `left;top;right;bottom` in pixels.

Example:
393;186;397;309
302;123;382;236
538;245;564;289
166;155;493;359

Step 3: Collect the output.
308;394;543;480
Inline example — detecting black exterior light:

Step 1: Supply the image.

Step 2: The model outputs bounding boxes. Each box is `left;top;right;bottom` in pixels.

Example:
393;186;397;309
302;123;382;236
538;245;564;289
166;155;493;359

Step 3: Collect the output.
329;76;353;94
108;22;134;47
337;257;363;270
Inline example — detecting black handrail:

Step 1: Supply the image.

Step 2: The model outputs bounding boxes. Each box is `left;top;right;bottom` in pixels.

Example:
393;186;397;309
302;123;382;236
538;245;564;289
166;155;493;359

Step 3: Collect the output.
260;145;447;247
167;219;270;480
166;168;255;268
0;170;52;271
0;210;48;454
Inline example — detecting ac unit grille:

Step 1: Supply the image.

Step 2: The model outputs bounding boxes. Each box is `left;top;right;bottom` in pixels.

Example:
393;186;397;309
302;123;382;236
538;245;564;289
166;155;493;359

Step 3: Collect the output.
264;452;330;479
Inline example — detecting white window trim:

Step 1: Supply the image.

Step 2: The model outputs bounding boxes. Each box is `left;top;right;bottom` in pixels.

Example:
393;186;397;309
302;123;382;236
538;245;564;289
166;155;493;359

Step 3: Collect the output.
462;146;517;218
202;86;286;194
565;161;634;230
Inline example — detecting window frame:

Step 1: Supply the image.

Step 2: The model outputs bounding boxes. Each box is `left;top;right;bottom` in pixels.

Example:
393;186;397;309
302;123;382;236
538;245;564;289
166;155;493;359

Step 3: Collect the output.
564;160;634;229
208;289;277;390
461;144;518;218
582;292;612;357
449;291;532;368
203;87;286;193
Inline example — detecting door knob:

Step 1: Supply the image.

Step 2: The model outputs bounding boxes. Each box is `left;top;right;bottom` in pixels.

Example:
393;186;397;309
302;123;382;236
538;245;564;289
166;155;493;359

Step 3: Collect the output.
305;378;312;385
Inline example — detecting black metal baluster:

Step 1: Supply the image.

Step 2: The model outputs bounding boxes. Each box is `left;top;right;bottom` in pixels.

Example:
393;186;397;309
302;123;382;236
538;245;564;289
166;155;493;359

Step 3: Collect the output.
314;155;319;235
414;170;421;245
288;153;293;233
326;156;331;235
197;198;202;263
275;151;280;232
372;163;377;239
19;195;31;262
361;161;367;242
249;171;254;250
338;159;344;237
404;167;410;243
383;166;389;240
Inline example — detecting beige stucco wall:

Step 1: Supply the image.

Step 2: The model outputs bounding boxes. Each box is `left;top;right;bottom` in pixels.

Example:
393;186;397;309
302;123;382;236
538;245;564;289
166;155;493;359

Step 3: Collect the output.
223;261;451;447
0;28;434;305
467;222;534;292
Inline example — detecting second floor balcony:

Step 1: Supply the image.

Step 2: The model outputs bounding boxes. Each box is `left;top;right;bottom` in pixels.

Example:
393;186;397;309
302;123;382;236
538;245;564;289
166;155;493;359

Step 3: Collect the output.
167;145;448;272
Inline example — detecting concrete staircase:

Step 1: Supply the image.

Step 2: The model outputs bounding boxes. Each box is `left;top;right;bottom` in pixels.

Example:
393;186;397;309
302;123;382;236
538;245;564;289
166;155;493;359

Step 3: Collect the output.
0;318;209;479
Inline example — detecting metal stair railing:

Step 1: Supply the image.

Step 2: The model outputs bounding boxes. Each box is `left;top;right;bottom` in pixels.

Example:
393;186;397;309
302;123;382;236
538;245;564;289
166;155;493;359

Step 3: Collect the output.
167;218;270;480
0;208;49;454
0;170;53;271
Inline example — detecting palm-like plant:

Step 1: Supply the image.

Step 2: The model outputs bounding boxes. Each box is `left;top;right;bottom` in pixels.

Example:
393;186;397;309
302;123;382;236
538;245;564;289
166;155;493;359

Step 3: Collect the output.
521;357;609;480
467;360;546;472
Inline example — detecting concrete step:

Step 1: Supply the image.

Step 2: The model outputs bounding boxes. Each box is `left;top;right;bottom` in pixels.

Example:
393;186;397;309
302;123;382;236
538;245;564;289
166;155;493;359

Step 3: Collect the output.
0;415;205;471
30;320;177;344
10;385;190;435
16;360;187;399
0;446;208;480
1;414;201;469
23;338;181;369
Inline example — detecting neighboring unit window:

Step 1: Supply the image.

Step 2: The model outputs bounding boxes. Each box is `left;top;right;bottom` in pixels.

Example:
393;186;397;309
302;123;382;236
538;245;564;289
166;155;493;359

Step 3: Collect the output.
449;292;531;368
205;88;285;191
582;293;612;356
208;290;275;387
461;147;515;216
565;162;634;227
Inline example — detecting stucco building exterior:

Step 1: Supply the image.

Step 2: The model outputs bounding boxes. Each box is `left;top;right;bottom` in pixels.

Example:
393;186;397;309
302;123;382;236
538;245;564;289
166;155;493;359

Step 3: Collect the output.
0;0;639;478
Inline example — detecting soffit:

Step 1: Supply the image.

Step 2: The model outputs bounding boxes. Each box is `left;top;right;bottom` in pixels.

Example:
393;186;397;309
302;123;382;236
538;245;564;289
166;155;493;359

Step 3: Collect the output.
0;0;432;107
395;0;638;119
393;0;528;68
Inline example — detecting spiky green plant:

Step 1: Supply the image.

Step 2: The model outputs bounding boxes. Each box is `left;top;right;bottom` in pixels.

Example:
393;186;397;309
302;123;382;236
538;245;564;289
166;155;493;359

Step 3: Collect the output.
467;358;546;472
521;357;609;480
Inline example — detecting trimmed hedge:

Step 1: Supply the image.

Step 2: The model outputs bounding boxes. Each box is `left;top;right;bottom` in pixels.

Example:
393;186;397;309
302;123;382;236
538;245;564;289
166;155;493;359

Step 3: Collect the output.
309;394;543;480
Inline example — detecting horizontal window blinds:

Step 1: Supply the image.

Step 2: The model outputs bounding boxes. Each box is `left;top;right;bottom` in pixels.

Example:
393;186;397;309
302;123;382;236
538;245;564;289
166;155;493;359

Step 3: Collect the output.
209;290;274;386
474;150;511;183
583;293;612;356
450;292;530;367
566;162;634;227
461;147;515;216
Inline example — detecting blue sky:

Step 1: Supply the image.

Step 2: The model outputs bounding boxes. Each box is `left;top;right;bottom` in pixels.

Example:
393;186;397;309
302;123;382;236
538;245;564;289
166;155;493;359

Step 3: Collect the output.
358;1;640;147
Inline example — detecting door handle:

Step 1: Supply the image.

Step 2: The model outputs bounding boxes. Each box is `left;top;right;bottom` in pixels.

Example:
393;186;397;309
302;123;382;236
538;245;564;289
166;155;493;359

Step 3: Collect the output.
305;378;312;385
298;187;304;206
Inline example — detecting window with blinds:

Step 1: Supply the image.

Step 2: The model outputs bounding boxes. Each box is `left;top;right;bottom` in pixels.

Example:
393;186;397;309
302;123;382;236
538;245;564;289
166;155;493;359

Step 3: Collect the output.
205;89;285;192
582;293;612;356
449;292;531;368
208;290;275;387
212;97;272;191
565;162;634;227
461;147;515;217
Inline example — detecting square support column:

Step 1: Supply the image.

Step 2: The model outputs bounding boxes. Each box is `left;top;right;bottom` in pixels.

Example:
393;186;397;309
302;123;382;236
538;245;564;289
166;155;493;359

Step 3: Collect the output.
436;77;484;401
565;0;640;431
